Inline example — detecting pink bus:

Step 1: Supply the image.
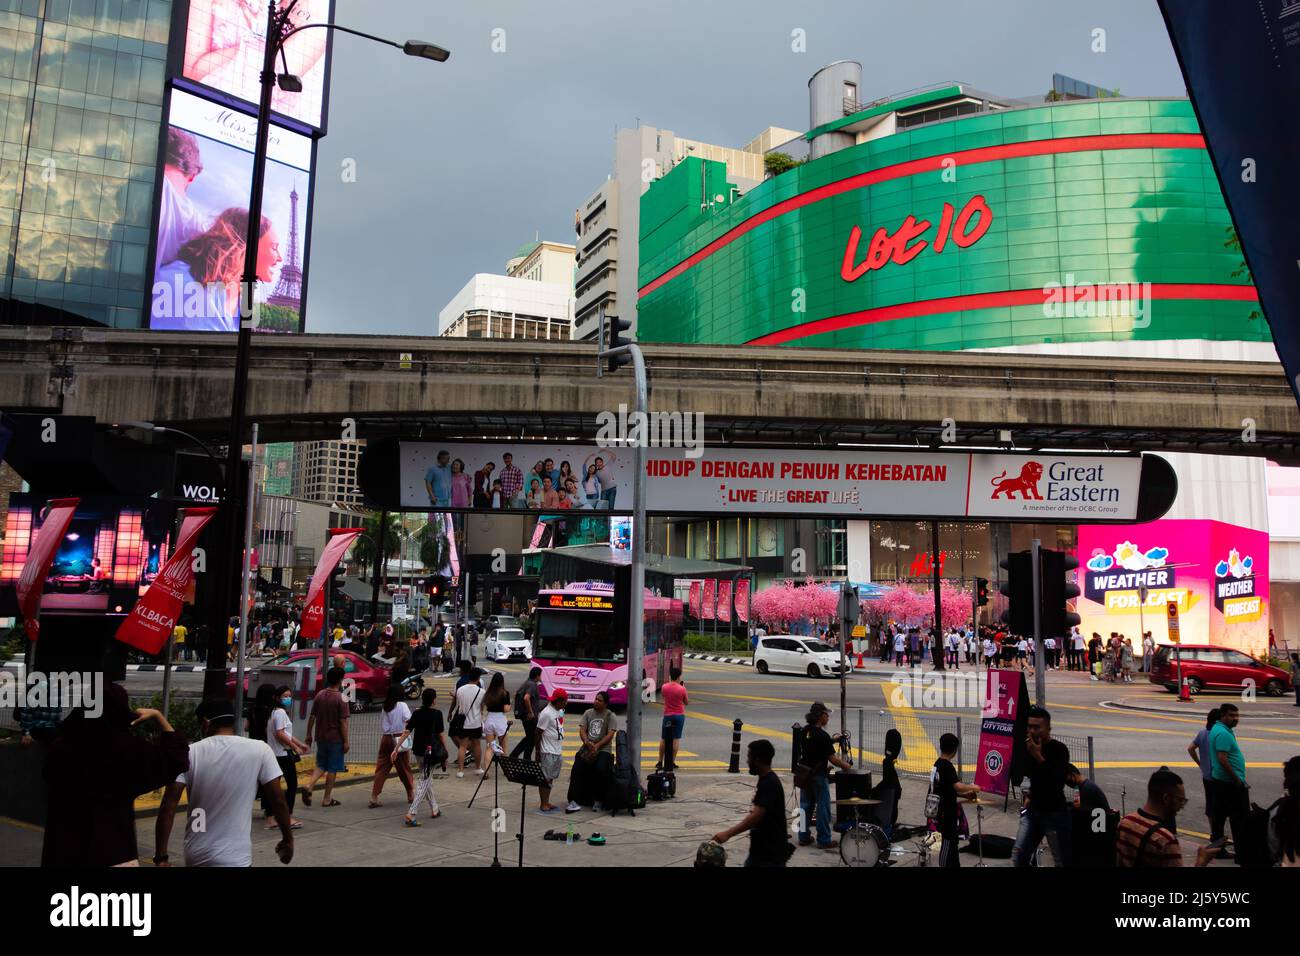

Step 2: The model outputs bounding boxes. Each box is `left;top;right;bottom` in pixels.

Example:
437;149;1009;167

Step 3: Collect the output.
532;581;684;708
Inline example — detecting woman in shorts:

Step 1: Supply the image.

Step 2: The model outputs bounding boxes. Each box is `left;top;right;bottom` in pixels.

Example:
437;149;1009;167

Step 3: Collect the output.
481;671;512;774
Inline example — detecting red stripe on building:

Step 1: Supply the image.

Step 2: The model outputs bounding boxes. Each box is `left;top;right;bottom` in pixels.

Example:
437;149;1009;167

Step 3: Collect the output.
745;284;1259;346
637;133;1208;298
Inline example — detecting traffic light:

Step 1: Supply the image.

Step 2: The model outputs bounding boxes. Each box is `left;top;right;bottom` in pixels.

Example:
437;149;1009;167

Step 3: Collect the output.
329;565;347;614
999;551;1033;636
1039;549;1081;638
975;577;990;607
605;314;632;372
428;575;449;606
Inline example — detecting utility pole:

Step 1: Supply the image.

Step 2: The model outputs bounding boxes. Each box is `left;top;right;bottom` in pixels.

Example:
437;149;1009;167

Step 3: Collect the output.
1032;537;1045;706
931;521;944;671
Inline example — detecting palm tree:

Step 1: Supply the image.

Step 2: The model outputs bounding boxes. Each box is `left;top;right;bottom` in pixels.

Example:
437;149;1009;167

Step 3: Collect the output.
353;512;401;584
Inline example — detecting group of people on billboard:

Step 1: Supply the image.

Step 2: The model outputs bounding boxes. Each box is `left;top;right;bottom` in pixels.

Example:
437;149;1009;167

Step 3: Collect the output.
422;449;622;512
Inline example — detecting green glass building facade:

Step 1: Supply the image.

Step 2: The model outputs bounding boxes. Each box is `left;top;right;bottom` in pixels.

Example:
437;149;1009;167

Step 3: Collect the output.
637;99;1264;352
0;0;173;328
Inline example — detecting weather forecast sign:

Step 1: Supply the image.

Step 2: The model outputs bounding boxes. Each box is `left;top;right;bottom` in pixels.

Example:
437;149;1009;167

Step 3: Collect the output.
1076;519;1268;656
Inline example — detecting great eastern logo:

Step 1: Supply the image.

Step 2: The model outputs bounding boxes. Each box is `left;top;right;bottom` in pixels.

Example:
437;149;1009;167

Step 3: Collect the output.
990;462;1043;500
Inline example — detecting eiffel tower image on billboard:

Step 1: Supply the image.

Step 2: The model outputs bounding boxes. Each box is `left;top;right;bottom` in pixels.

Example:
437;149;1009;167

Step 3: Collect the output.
267;182;303;309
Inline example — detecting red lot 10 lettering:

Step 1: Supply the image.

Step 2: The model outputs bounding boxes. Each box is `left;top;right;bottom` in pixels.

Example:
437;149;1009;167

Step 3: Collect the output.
841;194;993;282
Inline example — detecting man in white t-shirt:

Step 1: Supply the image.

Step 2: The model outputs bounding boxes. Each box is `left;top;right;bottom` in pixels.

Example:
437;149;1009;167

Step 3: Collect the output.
154;700;293;867
983;637;996;665
535;689;567;813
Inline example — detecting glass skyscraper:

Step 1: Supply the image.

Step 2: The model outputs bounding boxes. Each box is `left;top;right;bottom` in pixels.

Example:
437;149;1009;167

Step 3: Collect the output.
0;0;172;328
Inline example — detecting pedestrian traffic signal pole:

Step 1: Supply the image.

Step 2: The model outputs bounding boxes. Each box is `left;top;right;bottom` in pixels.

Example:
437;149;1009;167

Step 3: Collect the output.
597;331;647;775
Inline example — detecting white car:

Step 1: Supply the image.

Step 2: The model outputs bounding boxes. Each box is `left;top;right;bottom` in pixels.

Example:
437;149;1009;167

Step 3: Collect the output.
753;637;851;678
485;627;532;662
487;615;518;632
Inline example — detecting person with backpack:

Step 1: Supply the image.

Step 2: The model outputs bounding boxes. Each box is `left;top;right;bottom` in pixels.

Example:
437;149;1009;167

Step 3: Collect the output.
796;701;852;850
509;666;543;761
1116;767;1215;866
404;688;447;827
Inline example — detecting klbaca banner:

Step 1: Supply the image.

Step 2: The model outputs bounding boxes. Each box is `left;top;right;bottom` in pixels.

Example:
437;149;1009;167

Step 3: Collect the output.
301;528;362;640
116;508;216;655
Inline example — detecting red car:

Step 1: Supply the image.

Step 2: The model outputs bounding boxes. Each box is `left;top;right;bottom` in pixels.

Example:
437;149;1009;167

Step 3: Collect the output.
1149;644;1292;697
226;650;390;712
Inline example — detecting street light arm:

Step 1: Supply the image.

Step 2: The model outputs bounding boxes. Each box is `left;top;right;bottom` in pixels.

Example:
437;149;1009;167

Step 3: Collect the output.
276;21;449;63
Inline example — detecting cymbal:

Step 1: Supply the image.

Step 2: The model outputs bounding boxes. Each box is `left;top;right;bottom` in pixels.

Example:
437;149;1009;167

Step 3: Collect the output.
963;797;995;805
833;797;882;806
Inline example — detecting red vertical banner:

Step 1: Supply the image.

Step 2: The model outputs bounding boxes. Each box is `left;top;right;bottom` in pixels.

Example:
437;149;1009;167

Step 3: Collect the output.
689;580;702;618
717;580;733;623
16;498;80;640
702;578;717;620
116;507;217;654
301;528;362;640
734;579;750;623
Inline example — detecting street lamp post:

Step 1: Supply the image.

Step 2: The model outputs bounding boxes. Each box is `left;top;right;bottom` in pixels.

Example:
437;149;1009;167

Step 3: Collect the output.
202;1;448;699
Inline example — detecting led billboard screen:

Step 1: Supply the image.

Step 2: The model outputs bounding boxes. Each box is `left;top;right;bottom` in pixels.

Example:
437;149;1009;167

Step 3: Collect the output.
182;0;332;130
150;88;312;332
0;495;177;618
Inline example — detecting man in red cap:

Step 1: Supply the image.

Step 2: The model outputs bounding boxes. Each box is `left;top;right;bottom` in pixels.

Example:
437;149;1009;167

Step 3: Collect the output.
536;689;568;812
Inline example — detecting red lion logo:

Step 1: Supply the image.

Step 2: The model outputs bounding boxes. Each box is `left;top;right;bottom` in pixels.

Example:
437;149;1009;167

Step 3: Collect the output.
990;461;1044;500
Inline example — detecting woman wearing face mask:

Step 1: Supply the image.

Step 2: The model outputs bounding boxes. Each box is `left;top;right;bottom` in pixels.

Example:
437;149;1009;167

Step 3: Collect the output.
263;684;309;829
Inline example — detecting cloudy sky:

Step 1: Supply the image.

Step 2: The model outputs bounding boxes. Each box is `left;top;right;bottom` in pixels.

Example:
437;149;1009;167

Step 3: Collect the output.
303;0;1188;337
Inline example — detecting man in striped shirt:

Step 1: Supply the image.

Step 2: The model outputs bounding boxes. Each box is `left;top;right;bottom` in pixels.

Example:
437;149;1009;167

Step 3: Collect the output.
1116;768;1216;867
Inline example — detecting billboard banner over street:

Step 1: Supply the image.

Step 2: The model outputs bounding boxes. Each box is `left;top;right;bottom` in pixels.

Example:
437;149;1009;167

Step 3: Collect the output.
182;0;333;131
1076;518;1269;658
390;441;1159;522
150;88;313;333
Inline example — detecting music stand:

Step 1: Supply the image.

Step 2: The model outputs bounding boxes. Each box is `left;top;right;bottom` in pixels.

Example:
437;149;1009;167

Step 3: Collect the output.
496;756;547;868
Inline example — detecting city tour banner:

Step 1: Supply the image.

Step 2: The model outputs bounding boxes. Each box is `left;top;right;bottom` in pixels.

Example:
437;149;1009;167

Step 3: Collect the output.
383;441;1169;522
1076;518;1269;657
974;668;1030;797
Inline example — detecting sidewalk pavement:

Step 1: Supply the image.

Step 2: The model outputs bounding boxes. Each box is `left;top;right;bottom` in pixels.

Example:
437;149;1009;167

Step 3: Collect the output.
136;766;1029;868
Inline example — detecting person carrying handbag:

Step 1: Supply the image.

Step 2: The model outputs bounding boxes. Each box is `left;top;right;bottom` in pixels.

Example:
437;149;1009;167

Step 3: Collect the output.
404;688;448;826
451;669;485;778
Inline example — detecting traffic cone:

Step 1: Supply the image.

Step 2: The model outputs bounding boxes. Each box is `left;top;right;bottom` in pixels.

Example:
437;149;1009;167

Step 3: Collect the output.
1178;679;1192;702
854;650;866;670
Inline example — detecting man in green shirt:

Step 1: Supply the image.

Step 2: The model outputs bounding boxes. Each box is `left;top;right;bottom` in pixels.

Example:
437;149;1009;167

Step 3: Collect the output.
1207;703;1249;855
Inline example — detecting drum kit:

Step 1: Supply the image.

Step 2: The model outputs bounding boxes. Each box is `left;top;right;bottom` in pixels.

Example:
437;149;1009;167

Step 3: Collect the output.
834;795;1000;867
832;797;889;867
